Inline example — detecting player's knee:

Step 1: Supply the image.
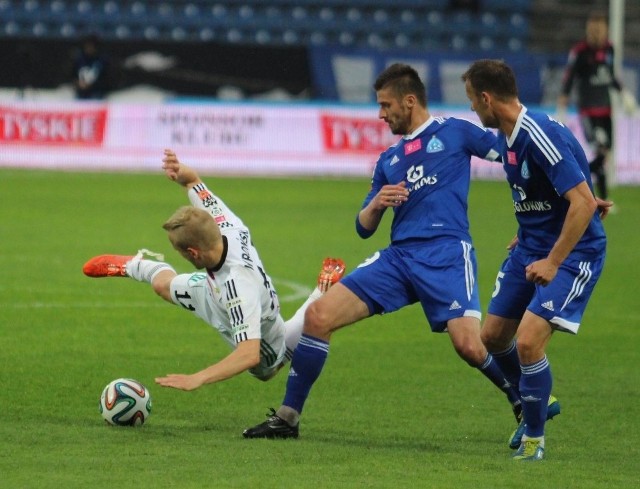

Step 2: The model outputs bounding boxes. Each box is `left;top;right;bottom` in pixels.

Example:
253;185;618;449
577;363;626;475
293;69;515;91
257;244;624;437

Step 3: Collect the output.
304;301;332;336
515;336;542;364
452;338;486;366
480;327;505;352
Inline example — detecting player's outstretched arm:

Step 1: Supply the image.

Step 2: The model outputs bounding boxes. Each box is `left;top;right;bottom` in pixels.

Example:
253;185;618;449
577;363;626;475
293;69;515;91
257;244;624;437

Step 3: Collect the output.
161;148;203;188
154;339;261;391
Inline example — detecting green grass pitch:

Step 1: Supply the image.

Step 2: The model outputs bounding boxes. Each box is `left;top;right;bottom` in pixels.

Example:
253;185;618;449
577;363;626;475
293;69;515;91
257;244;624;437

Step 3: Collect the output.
1;168;638;488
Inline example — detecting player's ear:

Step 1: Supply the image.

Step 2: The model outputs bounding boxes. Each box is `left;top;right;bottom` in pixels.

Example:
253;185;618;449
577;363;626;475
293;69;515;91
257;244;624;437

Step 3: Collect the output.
186;247;199;259
405;93;416;108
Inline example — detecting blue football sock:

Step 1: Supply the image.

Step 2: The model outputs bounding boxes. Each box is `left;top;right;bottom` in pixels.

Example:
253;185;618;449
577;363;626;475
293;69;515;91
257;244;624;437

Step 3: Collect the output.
282;334;329;414
520;356;552;438
479;353;520;406
492;341;521;395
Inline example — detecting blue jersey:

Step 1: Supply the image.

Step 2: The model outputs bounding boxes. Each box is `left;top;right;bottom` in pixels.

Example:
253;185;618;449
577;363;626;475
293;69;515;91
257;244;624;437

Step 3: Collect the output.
496;107;606;256
361;116;499;243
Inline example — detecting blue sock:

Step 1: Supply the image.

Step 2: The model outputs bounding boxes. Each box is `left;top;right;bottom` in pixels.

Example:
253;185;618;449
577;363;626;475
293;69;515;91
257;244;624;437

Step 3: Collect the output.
520;356;552;438
479;353;520;406
492;341;521;395
282;334;329;414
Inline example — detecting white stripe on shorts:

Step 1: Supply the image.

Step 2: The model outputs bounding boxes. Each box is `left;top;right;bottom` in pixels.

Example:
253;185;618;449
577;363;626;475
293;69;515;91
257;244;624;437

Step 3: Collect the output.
461;240;474;301
561;261;592;311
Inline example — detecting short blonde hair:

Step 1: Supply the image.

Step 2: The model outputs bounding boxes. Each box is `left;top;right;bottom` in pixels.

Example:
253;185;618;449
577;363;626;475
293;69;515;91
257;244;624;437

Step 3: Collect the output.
162;206;220;251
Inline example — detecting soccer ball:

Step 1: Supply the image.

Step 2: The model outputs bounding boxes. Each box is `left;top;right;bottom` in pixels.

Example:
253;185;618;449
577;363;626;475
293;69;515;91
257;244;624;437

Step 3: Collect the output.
99;378;152;426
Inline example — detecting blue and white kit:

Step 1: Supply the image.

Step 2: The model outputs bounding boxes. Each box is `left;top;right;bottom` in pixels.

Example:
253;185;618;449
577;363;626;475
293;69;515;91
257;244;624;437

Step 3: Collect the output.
488;106;607;333
343;116;500;331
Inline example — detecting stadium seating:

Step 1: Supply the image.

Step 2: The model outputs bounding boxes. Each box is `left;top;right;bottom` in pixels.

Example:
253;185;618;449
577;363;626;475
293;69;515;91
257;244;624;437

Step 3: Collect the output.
0;0;531;52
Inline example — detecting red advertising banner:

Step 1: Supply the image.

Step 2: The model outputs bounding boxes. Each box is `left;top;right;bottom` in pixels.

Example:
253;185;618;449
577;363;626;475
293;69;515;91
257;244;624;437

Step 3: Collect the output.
0;106;107;146
320;114;398;153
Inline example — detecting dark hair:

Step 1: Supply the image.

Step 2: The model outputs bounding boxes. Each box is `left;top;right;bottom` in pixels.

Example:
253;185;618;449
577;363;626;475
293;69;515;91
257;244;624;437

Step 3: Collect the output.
373;63;427;107
461;59;518;101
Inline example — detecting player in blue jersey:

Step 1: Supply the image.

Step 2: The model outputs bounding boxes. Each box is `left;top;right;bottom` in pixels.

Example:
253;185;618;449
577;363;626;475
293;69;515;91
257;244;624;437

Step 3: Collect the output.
462;59;607;461
243;63;522;440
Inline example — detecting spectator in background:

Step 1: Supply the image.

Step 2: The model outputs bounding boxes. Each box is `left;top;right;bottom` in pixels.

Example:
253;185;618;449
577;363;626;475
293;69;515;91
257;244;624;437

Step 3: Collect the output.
72;34;110;99
557;10;637;201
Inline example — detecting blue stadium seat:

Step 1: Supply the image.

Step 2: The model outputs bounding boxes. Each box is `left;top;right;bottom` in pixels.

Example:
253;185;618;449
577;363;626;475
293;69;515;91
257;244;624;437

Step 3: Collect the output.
450;34;468;51
481;12;498;29
281;29;300;45
479;35;495;51
508;37;524;52
0;0;530;53
449;11;480;36
59;22;77;37
309;31;328;46
197;27;214;41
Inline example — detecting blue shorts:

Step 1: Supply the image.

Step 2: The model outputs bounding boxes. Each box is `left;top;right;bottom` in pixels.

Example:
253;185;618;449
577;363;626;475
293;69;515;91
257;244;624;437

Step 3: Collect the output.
340;238;481;332
487;246;605;334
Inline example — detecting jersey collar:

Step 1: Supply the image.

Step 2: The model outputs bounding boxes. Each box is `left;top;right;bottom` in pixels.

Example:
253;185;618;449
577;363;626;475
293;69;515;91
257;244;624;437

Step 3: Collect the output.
206;235;228;275
506;105;527;148
403;116;435;140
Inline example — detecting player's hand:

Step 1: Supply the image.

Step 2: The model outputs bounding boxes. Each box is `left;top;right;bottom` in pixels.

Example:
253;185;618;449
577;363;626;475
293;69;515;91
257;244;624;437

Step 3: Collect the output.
506;234;519;250
155;373;202;391
525;258;558;286
373;181;409;209
162;149;201;187
595;196;613;220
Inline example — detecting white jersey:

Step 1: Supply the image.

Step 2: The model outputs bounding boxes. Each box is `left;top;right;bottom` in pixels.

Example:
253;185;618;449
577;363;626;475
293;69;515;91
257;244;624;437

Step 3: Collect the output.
169;183;286;380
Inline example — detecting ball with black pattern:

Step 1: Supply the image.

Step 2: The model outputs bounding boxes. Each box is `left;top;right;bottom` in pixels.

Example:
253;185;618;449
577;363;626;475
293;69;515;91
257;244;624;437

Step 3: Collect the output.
99;378;152;426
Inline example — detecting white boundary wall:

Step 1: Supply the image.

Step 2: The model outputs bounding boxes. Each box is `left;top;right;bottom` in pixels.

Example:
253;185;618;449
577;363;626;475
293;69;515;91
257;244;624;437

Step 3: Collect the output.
1;101;638;182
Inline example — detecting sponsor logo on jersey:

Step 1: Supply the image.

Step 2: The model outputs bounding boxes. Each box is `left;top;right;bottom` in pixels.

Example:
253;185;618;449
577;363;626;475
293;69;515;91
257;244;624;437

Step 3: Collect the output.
521;160;530;179
426;136;444;153
404;138;422;155
507;151;517;165
407;165;423;183
449;300;462;310
513;200;552;212
390;155;400;165
226;297;242;309
406;165;438;191
197;189;223;213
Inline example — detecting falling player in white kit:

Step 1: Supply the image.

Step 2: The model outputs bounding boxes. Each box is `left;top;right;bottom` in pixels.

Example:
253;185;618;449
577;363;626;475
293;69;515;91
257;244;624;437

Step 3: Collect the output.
83;149;345;391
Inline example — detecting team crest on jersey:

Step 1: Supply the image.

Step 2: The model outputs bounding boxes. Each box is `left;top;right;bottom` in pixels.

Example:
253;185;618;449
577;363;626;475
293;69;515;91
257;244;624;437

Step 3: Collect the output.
426;136;444;153
521;160;530;179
